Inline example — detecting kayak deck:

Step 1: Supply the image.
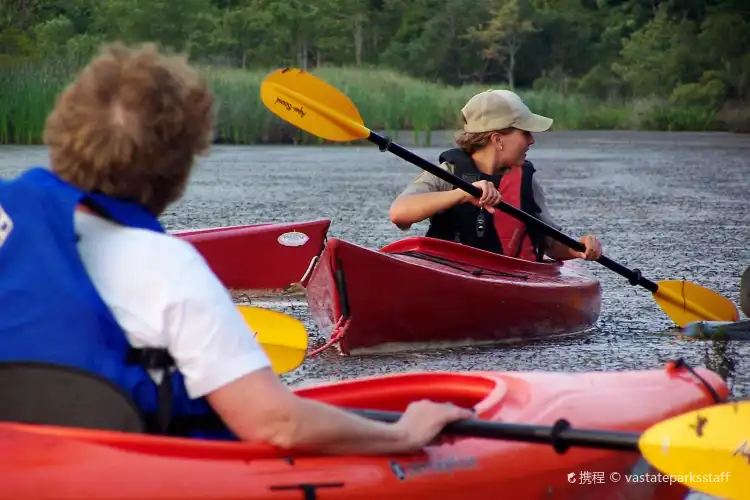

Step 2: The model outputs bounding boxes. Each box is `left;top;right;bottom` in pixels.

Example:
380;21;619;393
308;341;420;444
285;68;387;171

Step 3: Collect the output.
306;236;602;354
173;219;330;295
1;364;727;500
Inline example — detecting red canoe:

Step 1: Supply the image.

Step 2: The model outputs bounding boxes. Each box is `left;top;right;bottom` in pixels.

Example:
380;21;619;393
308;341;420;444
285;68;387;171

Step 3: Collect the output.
0;363;727;500
306;236;601;355
173;219;330;295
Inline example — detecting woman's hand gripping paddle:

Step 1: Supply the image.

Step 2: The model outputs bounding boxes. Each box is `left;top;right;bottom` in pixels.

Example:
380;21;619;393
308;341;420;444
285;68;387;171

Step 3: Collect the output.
350;401;749;500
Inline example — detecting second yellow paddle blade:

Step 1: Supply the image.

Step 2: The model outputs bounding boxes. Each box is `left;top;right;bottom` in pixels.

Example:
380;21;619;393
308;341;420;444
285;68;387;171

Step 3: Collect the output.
260;68;370;142
236;305;308;374
639;401;749;499
654;280;739;328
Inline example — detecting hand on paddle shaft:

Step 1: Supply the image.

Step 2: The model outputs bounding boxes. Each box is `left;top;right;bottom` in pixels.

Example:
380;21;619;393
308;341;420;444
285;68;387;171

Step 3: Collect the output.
394;400;474;449
570;234;603;261
462;181;602;261
349;401;749;500
464;180;501;213
259;67;739;327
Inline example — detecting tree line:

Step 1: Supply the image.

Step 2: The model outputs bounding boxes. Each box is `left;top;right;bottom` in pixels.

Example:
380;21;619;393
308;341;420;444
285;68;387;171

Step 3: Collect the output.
1;0;749;129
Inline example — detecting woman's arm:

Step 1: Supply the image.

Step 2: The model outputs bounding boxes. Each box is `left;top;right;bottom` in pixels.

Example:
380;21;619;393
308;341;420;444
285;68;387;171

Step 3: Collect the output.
531;178;602;261
163;242;473;456
544;235;602;261
389;189;466;230
206;367;472;455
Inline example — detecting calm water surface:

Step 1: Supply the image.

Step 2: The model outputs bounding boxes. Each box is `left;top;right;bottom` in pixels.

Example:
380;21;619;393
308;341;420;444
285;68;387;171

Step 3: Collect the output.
2;131;748;399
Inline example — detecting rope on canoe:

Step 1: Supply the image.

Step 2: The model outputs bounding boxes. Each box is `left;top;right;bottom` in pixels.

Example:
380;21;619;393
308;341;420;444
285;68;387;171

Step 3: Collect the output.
298;255;320;287
309;316;350;356
667;358;725;404
391;251;530;279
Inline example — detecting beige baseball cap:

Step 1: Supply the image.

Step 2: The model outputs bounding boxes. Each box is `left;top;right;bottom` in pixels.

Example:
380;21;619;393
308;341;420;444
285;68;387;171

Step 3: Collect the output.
460;89;553;133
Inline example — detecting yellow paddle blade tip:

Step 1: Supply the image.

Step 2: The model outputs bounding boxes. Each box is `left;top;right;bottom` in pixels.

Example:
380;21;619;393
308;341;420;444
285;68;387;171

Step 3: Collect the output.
236;305;308;374
260;67;370;142
654;280;739;328
639;401;750;499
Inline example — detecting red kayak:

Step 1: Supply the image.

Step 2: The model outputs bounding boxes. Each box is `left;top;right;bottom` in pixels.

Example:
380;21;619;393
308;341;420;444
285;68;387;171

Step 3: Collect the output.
0;362;727;500
306;236;601;355
173;219;330;295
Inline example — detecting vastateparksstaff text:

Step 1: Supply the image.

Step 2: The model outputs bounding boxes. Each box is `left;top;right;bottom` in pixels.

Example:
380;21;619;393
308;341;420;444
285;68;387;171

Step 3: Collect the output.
567;471;731;485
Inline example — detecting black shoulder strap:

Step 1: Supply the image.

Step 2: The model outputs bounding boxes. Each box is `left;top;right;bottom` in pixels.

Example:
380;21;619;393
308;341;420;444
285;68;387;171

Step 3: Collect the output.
438;148;502;186
438;147;467;165
126;347;227;436
126;347;175;434
519;161;540;215
519;161;546;261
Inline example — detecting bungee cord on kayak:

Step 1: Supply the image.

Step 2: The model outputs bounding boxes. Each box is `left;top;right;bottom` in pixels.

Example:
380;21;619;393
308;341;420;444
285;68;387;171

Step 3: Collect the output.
392;250;531;279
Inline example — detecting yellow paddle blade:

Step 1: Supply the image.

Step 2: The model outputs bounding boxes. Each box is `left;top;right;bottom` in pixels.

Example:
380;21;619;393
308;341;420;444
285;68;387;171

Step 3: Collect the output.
236;305;308;374
639;401;749;499
260;68;370;142
654;280;740;328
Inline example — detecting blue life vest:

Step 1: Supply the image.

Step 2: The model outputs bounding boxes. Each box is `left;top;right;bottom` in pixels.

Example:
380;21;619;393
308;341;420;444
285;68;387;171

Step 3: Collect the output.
0;167;233;439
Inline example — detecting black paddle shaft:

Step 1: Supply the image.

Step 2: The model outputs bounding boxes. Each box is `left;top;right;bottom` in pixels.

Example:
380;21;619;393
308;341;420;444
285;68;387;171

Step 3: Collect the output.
368;131;659;294
349;408;640;453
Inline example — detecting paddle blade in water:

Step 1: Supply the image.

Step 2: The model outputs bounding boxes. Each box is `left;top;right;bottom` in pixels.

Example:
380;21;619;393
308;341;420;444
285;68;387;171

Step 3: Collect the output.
236;305;308;374
638;401;749;499
654;280;739;328
260;68;370;142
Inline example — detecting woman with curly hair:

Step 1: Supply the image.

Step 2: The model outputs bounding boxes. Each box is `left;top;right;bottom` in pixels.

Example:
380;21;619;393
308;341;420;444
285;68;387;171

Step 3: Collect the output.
0;43;471;452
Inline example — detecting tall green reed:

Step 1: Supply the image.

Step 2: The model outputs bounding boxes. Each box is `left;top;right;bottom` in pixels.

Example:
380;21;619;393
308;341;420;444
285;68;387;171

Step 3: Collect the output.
0;57;78;145
0;61;728;146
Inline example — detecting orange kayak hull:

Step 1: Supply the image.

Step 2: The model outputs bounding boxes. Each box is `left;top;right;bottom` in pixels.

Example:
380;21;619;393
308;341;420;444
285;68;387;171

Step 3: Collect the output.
1;364;727;500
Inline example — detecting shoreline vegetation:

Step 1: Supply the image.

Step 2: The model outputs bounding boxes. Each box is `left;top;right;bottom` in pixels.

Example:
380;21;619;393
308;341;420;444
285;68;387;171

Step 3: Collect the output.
2;0;747;146
1;62;747;147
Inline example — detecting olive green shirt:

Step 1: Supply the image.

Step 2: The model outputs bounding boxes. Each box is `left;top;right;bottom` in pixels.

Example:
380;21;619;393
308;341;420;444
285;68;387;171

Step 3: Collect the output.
398;161;563;231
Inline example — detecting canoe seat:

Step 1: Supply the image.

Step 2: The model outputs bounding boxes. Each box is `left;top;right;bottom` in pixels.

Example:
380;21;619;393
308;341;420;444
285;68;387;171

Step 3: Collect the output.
0;361;146;433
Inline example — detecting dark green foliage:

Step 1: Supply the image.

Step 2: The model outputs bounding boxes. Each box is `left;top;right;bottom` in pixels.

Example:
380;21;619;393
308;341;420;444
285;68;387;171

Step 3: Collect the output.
0;0;748;143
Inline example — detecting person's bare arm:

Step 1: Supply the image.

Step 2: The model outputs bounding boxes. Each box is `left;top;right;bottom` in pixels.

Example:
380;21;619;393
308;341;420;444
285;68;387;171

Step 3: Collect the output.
544;235;602;261
206;367;472;455
389;189;466;230
389;172;501;230
531;178;593;261
544;238;580;260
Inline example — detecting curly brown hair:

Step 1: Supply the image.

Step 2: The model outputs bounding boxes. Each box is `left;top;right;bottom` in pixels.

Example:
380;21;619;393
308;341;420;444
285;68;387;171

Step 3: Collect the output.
43;42;215;215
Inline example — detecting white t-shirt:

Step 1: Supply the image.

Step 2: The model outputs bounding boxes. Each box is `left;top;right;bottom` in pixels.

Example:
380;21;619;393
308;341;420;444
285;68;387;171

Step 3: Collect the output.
73;211;271;399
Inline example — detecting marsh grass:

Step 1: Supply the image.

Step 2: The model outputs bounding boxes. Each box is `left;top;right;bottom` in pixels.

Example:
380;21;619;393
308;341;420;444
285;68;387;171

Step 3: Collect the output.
0;60;732;146
0;57;78;145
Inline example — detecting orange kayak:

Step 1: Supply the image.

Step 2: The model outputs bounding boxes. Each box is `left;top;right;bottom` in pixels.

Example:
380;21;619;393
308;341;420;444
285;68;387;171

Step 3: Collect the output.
1;362;726;500
173;219;330;294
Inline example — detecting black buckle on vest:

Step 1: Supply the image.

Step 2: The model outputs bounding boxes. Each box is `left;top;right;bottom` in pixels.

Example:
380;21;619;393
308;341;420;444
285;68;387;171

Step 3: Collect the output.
125;348;227;437
476;211;486;238
127;348;174;369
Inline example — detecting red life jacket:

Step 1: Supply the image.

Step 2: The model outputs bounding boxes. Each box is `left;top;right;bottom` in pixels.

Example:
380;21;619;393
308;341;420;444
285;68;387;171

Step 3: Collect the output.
494;165;538;261
425;148;546;261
